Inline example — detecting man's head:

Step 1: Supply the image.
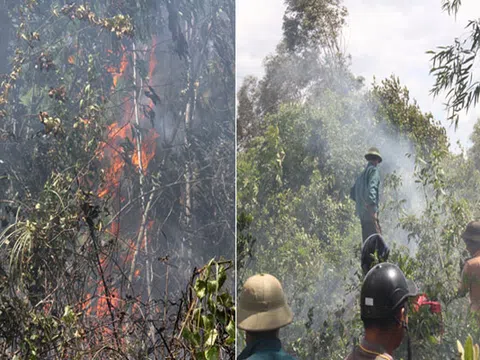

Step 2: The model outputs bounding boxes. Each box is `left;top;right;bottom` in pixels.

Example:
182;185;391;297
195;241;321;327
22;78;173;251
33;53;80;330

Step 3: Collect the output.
462;221;480;255
362;304;408;351
361;263;417;351
237;273;293;340
365;147;382;165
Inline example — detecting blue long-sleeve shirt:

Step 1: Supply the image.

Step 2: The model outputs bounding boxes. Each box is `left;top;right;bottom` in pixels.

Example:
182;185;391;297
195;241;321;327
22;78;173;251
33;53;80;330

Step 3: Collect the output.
350;162;380;221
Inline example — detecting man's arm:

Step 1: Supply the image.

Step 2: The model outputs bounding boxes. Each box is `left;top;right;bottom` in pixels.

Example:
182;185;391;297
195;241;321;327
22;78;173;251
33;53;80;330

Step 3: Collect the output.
367;168;380;212
367;168;379;215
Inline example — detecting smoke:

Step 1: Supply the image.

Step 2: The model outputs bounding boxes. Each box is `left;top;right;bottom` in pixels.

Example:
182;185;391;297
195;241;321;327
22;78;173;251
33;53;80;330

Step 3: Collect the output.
371;121;425;254
239;34;443;356
118;1;235;300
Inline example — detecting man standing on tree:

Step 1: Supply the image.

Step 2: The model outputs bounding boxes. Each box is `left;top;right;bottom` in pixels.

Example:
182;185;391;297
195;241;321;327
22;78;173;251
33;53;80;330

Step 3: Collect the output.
351;147;382;242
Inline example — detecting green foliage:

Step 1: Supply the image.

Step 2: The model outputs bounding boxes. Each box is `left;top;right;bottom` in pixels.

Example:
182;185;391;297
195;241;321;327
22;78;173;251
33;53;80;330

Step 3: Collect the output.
457;335;480;360
237;75;259;146
468;119;480;171
181;259;235;360
59;4;134;38
0;0;234;357
370;75;449;158
237;211;256;273
283;0;348;53
0;278;83;359
441;0;463;16
428;1;480;127
238;1;480;359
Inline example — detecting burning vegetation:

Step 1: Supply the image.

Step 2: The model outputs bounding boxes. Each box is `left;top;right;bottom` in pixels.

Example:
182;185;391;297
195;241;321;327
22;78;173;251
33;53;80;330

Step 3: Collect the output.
0;0;234;358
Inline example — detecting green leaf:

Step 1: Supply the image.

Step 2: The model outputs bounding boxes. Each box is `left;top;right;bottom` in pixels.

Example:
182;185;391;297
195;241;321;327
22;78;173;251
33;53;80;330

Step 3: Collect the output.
19;87;34;107
201;314;214;330
204;328;218;347
217;267;227;289
194;279;207;299
465;336;474;360
182;327;200;347
207;279;218;292
218;293;233;307
226;320;235;338
205;346;219;360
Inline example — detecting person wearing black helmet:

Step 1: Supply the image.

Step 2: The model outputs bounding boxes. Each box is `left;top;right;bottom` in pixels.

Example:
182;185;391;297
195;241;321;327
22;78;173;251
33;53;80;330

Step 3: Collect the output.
345;263;418;360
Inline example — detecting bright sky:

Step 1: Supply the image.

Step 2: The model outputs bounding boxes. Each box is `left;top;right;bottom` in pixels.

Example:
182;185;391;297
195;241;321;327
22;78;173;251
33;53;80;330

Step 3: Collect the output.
237;0;480;152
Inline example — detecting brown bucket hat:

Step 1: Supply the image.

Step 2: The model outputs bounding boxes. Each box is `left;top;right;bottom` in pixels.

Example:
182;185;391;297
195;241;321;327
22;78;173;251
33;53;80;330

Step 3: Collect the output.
237;273;293;332
462;221;480;242
365;147;382;163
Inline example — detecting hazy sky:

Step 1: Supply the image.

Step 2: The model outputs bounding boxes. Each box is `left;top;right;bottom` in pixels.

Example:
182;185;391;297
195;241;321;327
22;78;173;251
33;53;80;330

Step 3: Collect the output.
237;0;480;152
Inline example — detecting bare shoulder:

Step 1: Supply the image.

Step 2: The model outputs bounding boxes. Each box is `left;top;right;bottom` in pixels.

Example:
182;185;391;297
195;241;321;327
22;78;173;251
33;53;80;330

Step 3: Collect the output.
465;257;480;270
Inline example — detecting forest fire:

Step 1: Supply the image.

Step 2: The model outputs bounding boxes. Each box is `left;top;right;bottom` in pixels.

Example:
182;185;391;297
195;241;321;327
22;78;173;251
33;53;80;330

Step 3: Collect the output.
97;117;159;197
98;42;159;198
97;121;129;198
82;41;160;335
106;46;129;88
1;0;234;357
132;129;160;175
95;288;121;318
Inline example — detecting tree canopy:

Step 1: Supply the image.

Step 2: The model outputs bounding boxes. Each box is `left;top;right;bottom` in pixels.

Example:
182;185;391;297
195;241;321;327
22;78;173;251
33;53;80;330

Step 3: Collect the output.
238;0;480;359
429;0;480;127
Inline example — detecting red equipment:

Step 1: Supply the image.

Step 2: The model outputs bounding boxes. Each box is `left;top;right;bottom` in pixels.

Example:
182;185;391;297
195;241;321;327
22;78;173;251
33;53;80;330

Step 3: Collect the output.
412;294;444;338
413;294;442;314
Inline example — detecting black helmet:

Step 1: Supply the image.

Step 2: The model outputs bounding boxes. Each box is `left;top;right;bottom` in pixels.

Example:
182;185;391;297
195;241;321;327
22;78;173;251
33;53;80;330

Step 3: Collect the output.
361;263;418;319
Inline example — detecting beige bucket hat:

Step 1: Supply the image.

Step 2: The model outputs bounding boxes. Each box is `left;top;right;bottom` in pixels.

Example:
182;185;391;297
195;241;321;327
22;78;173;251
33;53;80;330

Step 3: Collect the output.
365;147;382;163
462;221;480;242
238;273;293;332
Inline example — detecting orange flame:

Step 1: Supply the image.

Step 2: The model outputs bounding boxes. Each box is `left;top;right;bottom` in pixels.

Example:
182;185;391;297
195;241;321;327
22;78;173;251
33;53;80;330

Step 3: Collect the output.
147;220;155;230
68;55;75;64
109;221;120;237
87;39;160;337
98;121;130;198
105;65;117;73
95;288;120;318
98;122;159;197
132;129;160;174
113;52;129;87
106;46;129;88
148;37;157;79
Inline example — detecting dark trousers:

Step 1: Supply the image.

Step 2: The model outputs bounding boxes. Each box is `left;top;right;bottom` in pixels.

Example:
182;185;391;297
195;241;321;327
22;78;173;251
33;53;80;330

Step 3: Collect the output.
361;219;381;243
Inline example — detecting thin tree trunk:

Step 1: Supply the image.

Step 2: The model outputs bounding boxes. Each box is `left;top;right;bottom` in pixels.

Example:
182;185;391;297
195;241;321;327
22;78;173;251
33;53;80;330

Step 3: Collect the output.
128;41;156;347
184;95;192;226
184;18;195;228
